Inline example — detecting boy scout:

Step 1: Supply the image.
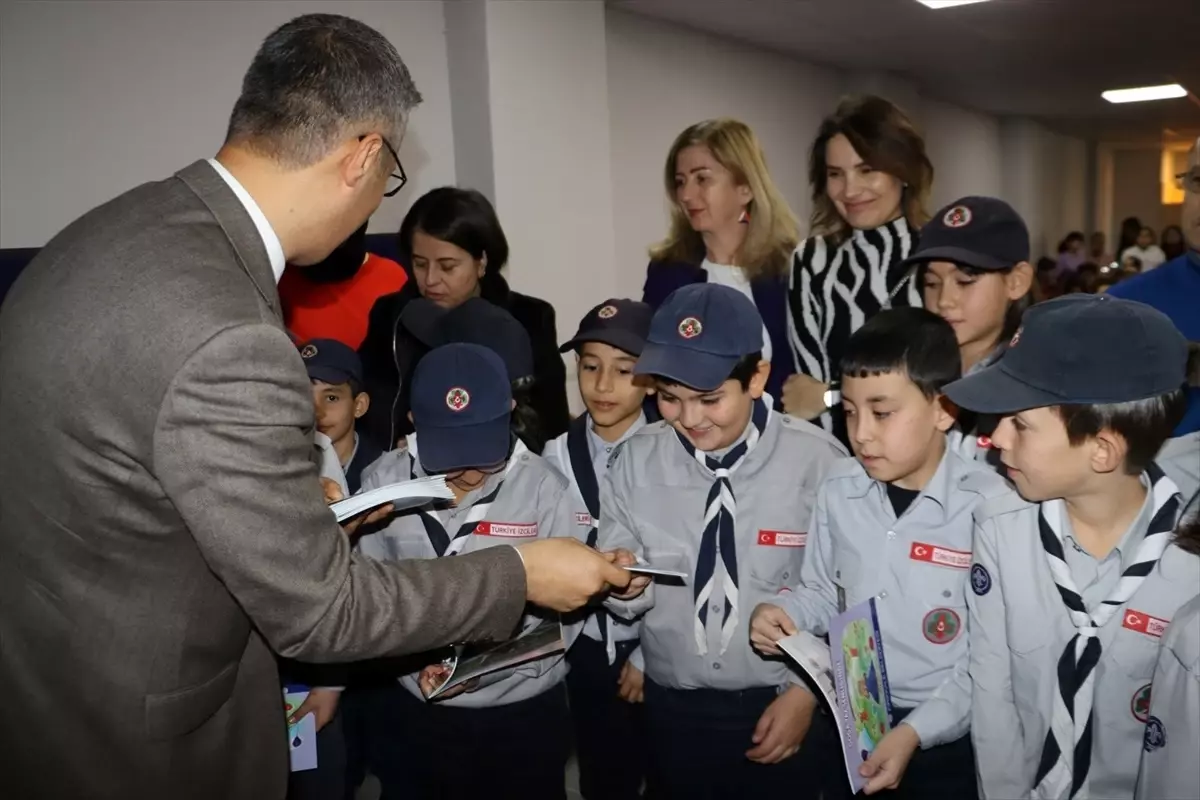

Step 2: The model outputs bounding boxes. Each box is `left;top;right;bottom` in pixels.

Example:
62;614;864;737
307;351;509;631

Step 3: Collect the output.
543;298;654;800
945;294;1200;800
355;343;583;799
599;284;847;798
750;307;1012;799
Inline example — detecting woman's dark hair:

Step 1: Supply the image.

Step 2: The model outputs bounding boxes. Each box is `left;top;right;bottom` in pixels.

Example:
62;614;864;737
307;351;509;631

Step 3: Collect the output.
840;307;961;398
1117;216;1142;255
1054;388;1188;475
1175;491;1200;555
398;187;509;278
809;95;934;246
511;378;546;454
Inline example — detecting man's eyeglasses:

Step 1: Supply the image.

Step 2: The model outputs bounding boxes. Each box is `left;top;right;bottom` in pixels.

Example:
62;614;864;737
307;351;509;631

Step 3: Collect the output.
360;134;408;197
1174;168;1200;194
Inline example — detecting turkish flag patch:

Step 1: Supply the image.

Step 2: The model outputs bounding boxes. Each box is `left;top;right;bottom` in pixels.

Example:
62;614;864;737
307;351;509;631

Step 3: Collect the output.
757;530;807;547
1121;609;1169;638
909;542;971;570
475;521;538;538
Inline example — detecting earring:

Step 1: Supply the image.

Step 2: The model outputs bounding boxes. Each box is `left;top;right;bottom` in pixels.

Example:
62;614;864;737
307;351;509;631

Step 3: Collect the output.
738;209;750;224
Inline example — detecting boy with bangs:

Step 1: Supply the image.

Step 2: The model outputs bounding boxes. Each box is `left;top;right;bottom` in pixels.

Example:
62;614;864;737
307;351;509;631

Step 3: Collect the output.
543;298;655;799
945;294;1200;799
750;307;1012;799
598;284;846;798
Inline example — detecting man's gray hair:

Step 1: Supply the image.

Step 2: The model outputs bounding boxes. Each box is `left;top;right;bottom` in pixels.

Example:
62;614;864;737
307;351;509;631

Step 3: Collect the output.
225;14;422;167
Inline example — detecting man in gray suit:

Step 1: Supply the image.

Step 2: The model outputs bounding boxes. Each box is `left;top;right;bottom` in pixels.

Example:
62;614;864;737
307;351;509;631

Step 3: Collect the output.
0;14;630;799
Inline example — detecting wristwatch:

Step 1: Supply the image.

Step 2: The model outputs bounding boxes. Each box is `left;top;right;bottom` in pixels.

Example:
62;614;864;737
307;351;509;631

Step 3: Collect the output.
822;381;841;410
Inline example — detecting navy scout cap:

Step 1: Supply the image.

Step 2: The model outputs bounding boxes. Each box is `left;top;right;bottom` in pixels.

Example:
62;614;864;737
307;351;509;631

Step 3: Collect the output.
298;338;363;386
634;283;763;391
410;343;512;473
902;196;1031;272
559;298;653;356
944;294;1188;414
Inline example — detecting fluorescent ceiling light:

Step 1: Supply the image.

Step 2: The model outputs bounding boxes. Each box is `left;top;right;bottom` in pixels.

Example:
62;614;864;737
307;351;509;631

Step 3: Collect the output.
917;0;994;9
1102;84;1188;104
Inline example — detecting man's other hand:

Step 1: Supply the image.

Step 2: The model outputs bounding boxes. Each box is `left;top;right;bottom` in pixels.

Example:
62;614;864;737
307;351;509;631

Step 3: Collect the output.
516;539;632;613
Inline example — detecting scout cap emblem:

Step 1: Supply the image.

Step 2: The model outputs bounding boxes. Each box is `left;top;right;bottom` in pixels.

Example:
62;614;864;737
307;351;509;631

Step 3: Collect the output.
678;316;702;339
445;387;470;412
300;344;318;359
943;205;972;228
597;304;618;319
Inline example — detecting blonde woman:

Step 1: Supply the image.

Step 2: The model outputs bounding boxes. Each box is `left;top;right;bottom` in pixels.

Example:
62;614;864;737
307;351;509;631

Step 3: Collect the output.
642;118;800;402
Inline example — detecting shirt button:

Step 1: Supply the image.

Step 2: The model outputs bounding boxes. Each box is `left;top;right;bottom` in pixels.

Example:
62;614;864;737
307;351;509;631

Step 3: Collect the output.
711;604;722;614
783;571;790;581
712;662;722;670
879;591;888;600
886;530;896;540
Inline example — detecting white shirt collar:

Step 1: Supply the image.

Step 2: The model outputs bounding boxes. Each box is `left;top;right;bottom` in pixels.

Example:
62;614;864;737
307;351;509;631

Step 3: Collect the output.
207;158;286;283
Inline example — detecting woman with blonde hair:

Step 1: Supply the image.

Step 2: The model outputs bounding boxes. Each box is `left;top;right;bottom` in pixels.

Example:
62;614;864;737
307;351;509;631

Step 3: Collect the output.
784;95;934;443
642;118;800;402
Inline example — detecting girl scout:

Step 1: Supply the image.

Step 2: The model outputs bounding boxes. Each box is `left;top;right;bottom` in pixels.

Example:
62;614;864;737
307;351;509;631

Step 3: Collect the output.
946;295;1200;800
598;284;847;799
355;343;584;800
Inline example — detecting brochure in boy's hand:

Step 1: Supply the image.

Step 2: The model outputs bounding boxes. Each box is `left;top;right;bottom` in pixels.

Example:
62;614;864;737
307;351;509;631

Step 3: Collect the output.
425;619;565;701
329;476;454;523
283;686;318;772
777;598;893;794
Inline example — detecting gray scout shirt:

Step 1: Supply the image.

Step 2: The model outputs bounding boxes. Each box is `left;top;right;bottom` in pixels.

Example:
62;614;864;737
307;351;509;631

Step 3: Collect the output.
968;475;1200;799
598;413;848;691
542;412;647;653
776;444;1013;748
356;436;587;708
1134;593;1200;800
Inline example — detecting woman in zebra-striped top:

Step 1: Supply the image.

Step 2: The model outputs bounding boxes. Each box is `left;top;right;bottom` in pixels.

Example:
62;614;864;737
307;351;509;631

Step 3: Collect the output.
784;95;934;442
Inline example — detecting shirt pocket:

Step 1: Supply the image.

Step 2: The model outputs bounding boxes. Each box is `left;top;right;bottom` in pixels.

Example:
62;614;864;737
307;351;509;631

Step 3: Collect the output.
830;539;865;609
746;526;806;591
627;485;702;560
1107;620;1161;680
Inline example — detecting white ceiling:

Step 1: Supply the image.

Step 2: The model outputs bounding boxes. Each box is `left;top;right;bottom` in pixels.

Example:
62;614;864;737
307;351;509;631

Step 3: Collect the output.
611;0;1200;142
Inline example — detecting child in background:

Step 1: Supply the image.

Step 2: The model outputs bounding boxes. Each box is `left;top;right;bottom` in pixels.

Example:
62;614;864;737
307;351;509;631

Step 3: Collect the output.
750;307;1013;798
599;284;847;799
355;343;583;800
947;294;1199;799
543;298;654;800
1135;491;1200;800
299;338;382;493
902;197;1035;465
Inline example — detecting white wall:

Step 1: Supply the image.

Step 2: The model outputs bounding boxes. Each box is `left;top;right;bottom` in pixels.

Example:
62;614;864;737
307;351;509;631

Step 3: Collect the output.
0;0;455;248
605;8;843;297
920;99;1003;210
1;0;1092;282
1110;147;1168;244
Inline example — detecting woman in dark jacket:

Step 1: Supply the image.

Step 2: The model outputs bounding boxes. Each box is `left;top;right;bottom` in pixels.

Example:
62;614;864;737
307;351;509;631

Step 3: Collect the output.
641;118;800;404
359;187;569;449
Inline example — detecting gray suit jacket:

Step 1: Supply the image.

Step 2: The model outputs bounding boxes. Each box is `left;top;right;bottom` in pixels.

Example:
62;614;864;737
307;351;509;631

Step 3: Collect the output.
0;161;528;799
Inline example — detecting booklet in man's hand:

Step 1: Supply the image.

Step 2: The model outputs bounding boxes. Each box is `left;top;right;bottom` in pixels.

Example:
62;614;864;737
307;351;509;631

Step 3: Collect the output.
425;619;565;701
777;598;893;794
283;686;318;772
329;476;454;523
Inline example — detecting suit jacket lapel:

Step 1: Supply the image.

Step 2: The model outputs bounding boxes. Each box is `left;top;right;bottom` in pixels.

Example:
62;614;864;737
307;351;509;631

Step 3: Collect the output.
175;159;281;318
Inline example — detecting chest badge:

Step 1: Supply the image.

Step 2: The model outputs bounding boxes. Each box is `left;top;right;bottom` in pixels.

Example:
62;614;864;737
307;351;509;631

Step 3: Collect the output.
1122;609;1169;638
922;608;961;645
1131;683;1152;723
1143;716;1166;752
